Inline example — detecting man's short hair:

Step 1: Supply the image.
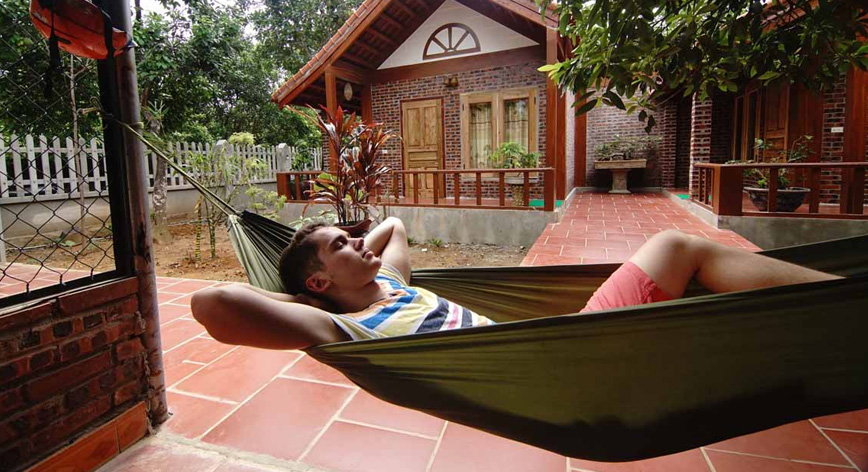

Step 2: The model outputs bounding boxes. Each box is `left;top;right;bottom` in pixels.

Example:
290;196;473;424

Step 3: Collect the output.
279;221;330;294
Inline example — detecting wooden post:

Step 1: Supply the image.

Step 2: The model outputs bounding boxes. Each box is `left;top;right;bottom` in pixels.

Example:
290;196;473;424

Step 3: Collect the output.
276;172;288;199
499;172;506;207
767;167;779;213
476;172;482;206
325;70;338;171
712;166;743;216
543;168;555;211
362;82;373;124
809;167;820;213
453;173;460;205
105;0;168;424
545;29;561;201
842;66;868;214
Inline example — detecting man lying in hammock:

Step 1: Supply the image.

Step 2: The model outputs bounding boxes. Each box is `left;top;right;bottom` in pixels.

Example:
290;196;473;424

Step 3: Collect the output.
191;217;840;349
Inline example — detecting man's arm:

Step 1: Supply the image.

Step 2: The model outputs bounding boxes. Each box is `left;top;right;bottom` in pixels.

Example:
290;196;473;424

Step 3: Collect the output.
364;217;411;282
191;285;349;350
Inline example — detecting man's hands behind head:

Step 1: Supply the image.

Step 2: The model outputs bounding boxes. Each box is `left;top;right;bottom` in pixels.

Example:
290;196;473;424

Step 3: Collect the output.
293;292;339;313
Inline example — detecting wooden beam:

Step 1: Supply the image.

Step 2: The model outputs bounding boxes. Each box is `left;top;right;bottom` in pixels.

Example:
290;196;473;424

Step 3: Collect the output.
366;26;398;47
557;83;566;199
353;39;382;57
454;0;545;44
392;0;418;20
378;12;403;30
362;82;373;124
326;61;371;84
842;66;868;214
325;69;338;170
545;29;561;199
373;45;544;83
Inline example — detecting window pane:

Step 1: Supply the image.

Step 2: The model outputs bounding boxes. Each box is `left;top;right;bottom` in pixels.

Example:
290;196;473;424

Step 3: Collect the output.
469;102;492;168
503;98;529;152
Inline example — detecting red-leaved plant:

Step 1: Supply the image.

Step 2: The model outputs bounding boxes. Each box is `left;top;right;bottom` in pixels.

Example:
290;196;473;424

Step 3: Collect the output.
303;106;393;226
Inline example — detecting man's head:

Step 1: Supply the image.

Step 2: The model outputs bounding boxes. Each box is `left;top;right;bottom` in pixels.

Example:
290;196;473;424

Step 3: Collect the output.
279;222;381;297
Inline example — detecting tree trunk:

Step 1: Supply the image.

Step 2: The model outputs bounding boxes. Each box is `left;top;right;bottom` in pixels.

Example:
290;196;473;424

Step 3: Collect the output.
142;91;172;245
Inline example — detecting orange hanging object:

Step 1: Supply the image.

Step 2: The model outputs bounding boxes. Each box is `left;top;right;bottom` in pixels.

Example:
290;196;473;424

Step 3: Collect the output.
30;0;130;60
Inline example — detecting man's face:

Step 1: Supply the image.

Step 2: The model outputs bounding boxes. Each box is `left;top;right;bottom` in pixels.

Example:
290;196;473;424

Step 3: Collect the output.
308;227;382;292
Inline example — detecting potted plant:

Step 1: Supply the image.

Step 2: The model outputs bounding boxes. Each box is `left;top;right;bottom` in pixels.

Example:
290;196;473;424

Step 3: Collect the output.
303;106;393;235
488;142;540;205
740;136;813;212
593;135;659;194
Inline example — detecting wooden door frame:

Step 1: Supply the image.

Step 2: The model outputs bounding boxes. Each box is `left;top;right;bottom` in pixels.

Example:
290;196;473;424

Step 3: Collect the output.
400;96;446;195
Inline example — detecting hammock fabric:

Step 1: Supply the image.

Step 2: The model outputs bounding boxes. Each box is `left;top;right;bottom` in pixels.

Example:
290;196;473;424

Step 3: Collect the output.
126;126;868;461
226;211;868;462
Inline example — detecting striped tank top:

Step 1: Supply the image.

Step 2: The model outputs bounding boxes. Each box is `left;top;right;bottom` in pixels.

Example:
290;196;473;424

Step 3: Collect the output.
329;264;496;341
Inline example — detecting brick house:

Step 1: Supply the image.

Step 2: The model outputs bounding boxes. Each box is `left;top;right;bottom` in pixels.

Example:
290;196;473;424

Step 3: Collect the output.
272;0;583;203
273;0;866;217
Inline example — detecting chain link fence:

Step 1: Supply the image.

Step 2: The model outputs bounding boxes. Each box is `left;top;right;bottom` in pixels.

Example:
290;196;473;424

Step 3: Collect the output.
1;0;124;307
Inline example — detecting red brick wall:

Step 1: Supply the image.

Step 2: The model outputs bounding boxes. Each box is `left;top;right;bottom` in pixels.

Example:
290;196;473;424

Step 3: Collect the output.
820;78;847;203
675;97;693;188
0;278;146;471
371;61;548;201
657;100;678;188
585;100;662;189
710;91;734;164
689;95;713;196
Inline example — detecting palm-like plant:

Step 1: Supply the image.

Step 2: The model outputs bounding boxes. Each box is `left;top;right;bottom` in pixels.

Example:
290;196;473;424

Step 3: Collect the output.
303;106;393;227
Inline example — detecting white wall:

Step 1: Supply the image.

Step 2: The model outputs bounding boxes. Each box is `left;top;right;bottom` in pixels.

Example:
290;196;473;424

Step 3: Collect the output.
378;0;538;70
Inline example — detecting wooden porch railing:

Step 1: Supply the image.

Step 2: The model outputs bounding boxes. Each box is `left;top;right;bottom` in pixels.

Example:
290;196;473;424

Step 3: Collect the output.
693;162;868;219
275;168;557;211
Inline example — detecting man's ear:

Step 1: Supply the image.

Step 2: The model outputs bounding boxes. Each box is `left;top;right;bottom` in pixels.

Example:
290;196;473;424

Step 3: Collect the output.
305;272;331;294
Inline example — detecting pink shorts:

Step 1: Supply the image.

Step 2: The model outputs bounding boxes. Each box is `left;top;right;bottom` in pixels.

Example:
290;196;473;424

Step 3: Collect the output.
580;261;673;313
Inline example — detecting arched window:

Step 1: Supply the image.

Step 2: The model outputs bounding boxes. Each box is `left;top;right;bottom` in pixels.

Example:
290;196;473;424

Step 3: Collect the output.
423;23;481;60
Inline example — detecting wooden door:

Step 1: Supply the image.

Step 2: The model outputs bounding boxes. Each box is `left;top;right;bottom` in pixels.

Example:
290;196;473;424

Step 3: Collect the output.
761;81;790;160
402;98;443;199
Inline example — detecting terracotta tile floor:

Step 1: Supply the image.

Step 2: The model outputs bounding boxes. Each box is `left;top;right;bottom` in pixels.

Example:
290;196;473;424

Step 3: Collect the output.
59;192;866;471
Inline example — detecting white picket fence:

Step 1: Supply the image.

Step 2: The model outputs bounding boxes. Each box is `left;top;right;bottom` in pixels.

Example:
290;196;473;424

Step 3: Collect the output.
0;134;322;203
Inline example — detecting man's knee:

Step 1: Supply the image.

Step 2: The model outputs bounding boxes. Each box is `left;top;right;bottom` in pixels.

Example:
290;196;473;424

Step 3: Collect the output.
647;229;692;249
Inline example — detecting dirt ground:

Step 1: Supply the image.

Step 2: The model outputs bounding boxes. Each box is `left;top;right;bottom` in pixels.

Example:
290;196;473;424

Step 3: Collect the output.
153;222;530;282
8;221;529;283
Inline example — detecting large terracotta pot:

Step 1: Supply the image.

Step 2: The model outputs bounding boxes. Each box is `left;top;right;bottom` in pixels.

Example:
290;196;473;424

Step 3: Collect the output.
745;187;809;212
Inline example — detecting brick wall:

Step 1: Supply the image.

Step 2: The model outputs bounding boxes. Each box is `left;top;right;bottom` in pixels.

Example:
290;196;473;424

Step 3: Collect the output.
675;96;693;188
371;61;548;200
0;278;146;471
585;100;662;189
710;91;734;164
820;78;847;203
689;95;713;196
657;100;678;188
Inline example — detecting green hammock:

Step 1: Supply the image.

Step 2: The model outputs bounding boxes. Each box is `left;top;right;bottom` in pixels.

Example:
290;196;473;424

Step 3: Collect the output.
130;128;868;462
227;211;868;462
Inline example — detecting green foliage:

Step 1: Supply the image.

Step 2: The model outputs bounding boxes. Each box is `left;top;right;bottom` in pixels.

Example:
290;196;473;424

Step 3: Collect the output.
488;142;540;169
245;186;286;220
541;0;868;131
731;135;814;189
427;238;444;248
0;0;102;137
134;3;322;147
595;135;661;161
407;236;417;246
229;132;255;146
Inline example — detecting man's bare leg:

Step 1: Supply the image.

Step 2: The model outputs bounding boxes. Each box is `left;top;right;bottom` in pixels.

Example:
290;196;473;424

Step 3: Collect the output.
629;230;842;299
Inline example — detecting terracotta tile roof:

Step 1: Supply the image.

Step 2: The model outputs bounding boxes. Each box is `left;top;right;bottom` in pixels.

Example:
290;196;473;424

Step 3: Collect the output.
271;0;558;108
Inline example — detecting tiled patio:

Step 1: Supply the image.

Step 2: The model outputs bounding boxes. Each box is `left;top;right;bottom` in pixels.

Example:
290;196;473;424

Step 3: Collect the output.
82;192;864;471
